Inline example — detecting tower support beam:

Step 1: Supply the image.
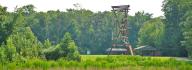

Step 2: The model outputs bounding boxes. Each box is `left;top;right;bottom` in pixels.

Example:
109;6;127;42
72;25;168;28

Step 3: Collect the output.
109;5;134;56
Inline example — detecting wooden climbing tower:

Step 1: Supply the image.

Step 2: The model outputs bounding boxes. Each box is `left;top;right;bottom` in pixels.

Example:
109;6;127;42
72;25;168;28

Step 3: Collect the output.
108;5;134;55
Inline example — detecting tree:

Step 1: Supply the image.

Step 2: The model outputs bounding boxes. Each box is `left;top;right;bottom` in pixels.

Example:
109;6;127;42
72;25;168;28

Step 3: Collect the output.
0;5;10;44
0;44;6;63
128;11;152;47
61;32;80;61
181;11;192;58
162;0;192;56
162;0;182;49
0;6;8;57
5;37;17;62
138;18;165;47
8;27;43;59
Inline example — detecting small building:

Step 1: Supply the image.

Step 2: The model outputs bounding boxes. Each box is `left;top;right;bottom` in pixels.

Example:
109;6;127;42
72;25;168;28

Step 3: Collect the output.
106;48;128;54
134;46;161;56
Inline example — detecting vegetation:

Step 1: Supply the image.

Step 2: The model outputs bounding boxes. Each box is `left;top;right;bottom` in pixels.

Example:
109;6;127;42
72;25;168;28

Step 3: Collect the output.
44;32;80;61
0;0;192;69
138;18;165;47
181;11;192;58
0;55;192;70
162;0;191;56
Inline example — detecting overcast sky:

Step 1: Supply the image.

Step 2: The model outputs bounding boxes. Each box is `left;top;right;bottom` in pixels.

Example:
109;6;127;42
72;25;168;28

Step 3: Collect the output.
0;0;164;17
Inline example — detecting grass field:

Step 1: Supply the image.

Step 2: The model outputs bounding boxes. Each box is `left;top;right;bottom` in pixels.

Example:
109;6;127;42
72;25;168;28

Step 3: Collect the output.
0;55;192;70
81;55;172;61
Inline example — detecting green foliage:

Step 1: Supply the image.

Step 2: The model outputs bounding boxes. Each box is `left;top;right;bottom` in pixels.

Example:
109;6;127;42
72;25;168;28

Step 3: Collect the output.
8;27;43;59
138;18;165;47
60;32;80;61
162;0;192;56
128;11;152;47
1;5;154;54
45;32;80;61
43;46;59;60
181;11;192;58
0;5;13;44
5;37;17;62
24;9;153;54
0;45;6;63
43;39;52;49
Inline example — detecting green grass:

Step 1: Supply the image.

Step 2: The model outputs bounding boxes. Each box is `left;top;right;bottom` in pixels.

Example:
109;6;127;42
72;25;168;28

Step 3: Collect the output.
81;55;109;61
0;55;192;70
81;55;172;61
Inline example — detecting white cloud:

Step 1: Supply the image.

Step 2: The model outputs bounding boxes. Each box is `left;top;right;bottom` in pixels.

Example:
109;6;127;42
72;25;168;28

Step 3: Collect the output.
0;0;164;17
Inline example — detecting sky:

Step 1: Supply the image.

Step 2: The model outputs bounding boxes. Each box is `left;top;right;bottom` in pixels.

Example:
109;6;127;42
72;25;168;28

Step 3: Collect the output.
0;0;164;17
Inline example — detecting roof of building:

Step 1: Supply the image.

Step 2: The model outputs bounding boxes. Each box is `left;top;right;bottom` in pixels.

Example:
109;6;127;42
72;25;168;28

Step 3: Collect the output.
106;48;127;52
134;46;157;51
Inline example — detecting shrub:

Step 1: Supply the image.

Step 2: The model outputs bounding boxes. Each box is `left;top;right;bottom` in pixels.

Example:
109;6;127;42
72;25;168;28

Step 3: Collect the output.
6;27;43;59
0;46;6;63
44;32;80;61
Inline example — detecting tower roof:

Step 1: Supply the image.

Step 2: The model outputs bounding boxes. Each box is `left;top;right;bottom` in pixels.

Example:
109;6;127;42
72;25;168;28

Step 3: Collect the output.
111;5;130;11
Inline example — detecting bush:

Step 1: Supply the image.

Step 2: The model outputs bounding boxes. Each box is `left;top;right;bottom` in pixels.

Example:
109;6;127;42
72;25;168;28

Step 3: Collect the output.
6;27;43;60
44;32;80;61
0;46;6;63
